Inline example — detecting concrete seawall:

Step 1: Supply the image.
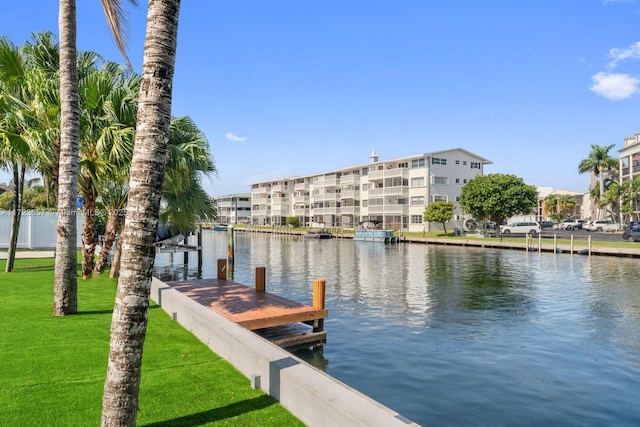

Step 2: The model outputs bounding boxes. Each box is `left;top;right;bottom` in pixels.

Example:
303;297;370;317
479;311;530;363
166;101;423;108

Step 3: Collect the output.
150;277;419;427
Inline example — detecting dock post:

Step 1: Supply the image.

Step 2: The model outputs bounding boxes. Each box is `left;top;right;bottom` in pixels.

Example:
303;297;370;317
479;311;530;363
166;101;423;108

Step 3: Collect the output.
217;258;226;280
227;225;235;280
588;235;592;256
256;267;266;292
183;233;189;264
197;224;203;271
312;279;326;332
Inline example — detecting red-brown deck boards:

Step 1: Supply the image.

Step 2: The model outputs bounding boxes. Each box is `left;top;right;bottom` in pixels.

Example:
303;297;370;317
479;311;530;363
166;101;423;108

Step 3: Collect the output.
166;278;328;330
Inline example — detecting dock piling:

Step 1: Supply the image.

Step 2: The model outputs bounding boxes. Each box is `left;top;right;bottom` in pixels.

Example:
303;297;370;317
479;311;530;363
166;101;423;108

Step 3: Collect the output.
217;258;226;280
256;267;266;292
312;279;326;332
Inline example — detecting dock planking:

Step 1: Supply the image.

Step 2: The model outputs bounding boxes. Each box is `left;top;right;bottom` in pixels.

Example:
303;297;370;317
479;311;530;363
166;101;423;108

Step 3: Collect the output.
166;276;328;331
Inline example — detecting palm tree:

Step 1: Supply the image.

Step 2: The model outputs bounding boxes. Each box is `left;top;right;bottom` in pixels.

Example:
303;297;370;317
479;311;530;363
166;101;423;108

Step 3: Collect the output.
55;0;137;312
0;37;40;272
102;1;182;425
101;116;216;276
578;144;618;219
54;0;80;315
77;60;138;278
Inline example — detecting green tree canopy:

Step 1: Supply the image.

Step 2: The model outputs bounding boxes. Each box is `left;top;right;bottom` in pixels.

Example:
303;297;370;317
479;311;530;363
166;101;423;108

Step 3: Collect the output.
459;173;538;230
423;201;455;235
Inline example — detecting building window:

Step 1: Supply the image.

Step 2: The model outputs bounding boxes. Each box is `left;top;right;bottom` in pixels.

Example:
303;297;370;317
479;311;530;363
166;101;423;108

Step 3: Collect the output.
411;196;424;206
411;215;423;224
432;195;448;202
463;179;467;184
411;177;425;187
411;158;426;168
455;178;460;184
399;162;408;168
470;162;481;169
462;161;467;165
433;176;448;185
455;160;460;165
432;157;447;165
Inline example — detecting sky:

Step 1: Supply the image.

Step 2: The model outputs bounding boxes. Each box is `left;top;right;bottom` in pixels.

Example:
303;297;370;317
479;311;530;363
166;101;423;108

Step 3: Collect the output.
3;0;640;196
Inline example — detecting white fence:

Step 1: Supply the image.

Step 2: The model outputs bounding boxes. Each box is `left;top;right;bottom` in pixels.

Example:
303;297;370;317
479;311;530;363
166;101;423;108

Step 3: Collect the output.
0;211;83;249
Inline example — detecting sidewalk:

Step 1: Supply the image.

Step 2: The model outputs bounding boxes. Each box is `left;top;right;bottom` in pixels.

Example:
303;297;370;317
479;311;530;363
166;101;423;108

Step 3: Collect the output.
0;250;55;259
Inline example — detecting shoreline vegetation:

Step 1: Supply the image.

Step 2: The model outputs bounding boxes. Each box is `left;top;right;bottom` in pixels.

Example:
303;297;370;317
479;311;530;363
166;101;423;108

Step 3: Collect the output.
0;257;304;427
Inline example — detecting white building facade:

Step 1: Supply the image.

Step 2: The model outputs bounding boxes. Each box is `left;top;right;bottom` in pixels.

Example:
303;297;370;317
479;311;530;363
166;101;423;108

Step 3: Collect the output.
212;193;251;225
619;132;640;220
250;148;491;232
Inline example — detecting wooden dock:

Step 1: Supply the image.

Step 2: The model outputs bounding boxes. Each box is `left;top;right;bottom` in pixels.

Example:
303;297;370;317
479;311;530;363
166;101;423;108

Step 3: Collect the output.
166;259;328;348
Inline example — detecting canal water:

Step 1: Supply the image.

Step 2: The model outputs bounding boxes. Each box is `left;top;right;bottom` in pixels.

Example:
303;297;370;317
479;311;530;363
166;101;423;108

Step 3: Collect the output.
154;231;640;427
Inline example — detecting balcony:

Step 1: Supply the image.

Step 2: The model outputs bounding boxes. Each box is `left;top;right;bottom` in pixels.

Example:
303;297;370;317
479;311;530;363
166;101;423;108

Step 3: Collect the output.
339;206;360;215
252;187;270;195
340;190;360;199
293;195;309;203
368;186;408;197
340;174;359;184
271;184;289;193
368;168;409;181
294;182;310;191
314;193;340;202
294;208;310;216
311;207;339;214
366;205;409;215
252;209;268;217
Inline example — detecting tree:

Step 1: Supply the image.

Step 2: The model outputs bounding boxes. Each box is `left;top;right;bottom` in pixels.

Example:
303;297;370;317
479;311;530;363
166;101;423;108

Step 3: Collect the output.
578;144;618;219
459;174;538;234
287;216;300;227
53;0;81;314
55;0;137;313
0;37;39;272
543;194;576;222
423;201;455;235
101;1;181;425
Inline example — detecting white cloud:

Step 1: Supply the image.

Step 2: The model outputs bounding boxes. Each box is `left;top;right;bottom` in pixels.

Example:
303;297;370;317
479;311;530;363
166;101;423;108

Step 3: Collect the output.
607;41;640;68
589;72;640;100
225;132;247;142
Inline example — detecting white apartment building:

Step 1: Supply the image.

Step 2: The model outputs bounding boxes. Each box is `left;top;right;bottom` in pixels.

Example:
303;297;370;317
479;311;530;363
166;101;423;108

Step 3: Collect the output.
212;193;251;225
619;132;640;220
250;148;491;232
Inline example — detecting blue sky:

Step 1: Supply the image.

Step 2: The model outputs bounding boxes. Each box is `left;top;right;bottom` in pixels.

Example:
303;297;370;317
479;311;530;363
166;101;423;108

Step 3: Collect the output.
3;0;640;196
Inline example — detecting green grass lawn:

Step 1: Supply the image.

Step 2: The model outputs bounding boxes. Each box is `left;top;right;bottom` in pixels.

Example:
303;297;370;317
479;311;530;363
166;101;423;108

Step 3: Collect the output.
0;257;304;427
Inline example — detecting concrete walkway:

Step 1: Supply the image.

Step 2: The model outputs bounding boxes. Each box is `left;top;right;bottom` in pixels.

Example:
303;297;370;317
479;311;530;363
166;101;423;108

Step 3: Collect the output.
0;250;55;259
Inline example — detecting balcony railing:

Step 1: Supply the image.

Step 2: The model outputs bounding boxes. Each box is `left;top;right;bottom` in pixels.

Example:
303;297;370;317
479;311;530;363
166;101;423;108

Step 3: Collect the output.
366;205;409;215
339;190;359;199
368;187;409;197
368;168;409;181
294;182;310;191
252;187;270;194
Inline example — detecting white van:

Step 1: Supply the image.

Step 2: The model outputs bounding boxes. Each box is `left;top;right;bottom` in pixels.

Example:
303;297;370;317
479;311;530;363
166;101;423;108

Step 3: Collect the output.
500;221;541;235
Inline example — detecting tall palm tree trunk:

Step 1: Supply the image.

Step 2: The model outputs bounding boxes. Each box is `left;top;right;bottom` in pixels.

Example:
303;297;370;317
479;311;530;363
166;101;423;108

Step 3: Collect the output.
101;1;181;425
53;0;79;316
80;170;98;278
94;213;124;274
5;164;26;272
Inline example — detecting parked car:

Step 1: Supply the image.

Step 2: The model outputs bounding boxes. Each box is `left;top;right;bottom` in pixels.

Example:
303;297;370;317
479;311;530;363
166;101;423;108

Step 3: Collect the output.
500;221;542;235
539;221;555;229
560;219;586;230
583;220;621;232
622;225;640;242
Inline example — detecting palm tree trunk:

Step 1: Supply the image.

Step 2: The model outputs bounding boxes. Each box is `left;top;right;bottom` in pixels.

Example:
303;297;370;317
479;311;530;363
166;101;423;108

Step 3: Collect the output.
108;236;122;278
53;0;79;316
5;164;25;273
101;1;181;425
80;170;97;279
95;213;124;274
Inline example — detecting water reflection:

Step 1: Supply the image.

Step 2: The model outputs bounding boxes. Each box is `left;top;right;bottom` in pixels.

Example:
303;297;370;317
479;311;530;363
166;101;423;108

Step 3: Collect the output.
154;230;640;427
